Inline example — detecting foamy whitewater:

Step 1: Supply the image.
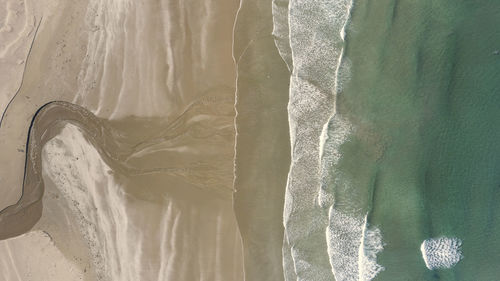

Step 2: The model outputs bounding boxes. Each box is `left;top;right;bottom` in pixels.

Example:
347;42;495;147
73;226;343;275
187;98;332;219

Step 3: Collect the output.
274;0;386;278
326;209;385;281
420;237;463;270
274;0;359;279
318;115;385;281
271;0;387;279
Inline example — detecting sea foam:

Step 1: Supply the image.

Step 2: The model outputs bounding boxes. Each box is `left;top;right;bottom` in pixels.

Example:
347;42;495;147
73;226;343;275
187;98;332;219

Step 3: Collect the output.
278;0;355;279
327;209;385;281
420;237;463;270
319;116;385;281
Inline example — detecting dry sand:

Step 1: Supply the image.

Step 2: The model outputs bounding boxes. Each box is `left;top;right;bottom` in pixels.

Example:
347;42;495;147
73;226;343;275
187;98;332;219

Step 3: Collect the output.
0;0;257;280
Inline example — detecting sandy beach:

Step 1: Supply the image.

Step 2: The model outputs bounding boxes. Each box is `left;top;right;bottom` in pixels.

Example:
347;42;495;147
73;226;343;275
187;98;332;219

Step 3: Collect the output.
4;0;498;280
0;0;247;280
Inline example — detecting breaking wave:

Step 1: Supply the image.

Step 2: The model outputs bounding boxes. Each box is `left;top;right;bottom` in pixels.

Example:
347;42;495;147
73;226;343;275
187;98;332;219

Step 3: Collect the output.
421;237;463;270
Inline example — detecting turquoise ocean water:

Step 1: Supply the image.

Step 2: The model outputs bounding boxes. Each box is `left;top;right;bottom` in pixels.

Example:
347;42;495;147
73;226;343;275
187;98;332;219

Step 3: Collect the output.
325;0;500;279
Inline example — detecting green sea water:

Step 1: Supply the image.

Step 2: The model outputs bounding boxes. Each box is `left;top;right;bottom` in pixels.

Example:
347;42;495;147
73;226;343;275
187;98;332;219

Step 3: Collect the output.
331;0;500;280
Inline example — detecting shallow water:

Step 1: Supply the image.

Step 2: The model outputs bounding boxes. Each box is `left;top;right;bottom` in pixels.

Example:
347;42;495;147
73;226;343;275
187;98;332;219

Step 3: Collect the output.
319;0;500;280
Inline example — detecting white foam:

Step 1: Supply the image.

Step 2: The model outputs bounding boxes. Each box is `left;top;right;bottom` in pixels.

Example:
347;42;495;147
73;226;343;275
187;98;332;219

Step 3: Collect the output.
282;0;355;277
358;221;385;280
420;237;463;270
326;209;385;281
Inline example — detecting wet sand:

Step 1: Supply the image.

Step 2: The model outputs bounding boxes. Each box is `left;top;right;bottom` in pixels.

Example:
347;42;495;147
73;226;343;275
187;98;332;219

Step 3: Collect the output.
232;0;291;280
